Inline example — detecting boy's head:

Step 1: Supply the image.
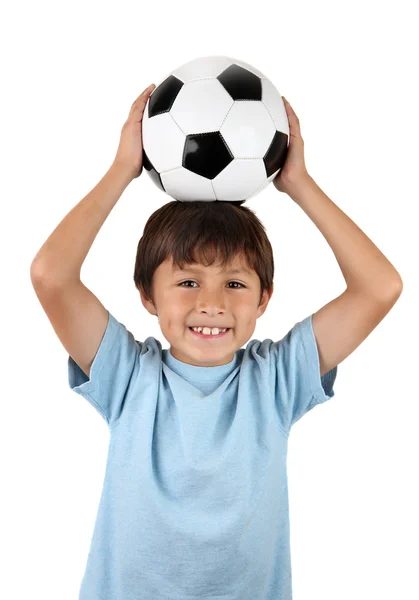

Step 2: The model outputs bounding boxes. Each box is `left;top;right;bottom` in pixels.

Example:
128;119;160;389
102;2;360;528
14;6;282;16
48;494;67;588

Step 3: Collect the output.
134;201;274;367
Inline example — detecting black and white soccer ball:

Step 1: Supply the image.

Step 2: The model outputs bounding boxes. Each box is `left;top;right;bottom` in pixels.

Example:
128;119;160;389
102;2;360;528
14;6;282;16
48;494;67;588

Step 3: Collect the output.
142;56;289;204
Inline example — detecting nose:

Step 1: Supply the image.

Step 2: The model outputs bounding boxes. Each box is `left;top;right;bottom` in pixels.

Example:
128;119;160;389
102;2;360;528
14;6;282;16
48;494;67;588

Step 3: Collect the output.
195;288;227;316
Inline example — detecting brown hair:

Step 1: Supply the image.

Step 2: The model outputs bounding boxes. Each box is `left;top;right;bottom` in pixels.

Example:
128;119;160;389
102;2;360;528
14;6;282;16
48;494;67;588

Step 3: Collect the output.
133;200;274;307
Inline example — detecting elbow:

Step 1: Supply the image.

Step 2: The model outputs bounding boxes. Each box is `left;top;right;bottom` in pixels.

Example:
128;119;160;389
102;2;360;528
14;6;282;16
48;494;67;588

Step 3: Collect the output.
390;275;403;297
381;275;403;304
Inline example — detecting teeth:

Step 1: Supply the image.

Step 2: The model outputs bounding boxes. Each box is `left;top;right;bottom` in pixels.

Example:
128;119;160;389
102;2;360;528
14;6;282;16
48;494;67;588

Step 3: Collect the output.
191;326;227;335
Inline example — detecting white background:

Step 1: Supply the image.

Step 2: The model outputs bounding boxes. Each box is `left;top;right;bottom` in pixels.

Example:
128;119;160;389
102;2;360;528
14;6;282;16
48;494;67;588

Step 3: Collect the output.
2;0;418;598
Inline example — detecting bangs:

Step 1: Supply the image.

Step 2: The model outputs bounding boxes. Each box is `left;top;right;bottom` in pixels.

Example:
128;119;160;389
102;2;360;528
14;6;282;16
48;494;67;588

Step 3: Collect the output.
164;202;259;272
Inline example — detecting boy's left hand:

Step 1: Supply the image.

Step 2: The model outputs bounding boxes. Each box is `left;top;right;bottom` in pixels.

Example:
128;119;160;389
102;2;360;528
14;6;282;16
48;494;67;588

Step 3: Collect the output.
273;97;311;195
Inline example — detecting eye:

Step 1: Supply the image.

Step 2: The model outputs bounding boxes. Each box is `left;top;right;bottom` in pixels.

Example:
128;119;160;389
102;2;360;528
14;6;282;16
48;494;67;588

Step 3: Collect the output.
178;280;245;289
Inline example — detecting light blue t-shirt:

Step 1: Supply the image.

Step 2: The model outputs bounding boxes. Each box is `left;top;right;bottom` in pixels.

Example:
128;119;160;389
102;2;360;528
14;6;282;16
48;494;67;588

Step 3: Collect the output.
68;310;337;600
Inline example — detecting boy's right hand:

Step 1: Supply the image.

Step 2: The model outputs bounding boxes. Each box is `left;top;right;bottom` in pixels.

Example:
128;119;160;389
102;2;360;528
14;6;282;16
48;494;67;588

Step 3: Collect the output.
112;83;156;181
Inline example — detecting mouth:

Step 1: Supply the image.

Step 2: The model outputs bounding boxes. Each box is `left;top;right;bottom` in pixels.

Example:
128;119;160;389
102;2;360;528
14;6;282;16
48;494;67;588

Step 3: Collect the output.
188;327;231;339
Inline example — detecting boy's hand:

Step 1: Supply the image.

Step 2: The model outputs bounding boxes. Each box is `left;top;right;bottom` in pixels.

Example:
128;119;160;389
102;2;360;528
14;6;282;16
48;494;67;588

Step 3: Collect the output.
273;97;311;195
112;84;156;180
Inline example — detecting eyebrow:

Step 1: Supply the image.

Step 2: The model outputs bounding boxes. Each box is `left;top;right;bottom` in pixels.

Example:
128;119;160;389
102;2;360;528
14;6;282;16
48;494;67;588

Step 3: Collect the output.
173;266;253;276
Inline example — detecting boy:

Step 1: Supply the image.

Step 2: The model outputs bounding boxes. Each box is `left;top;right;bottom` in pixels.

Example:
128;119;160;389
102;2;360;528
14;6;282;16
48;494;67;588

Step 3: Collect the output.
30;84;403;599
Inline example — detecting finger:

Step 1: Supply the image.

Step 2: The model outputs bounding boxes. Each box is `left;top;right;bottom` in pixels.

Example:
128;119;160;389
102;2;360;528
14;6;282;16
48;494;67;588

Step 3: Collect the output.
130;84;156;108
139;84;156;99
282;97;294;113
283;97;300;129
128;84;156;117
139;83;156;97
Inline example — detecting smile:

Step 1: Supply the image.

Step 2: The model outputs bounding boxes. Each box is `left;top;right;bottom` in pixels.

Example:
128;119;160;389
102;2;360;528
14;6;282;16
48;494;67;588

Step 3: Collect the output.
188;327;231;339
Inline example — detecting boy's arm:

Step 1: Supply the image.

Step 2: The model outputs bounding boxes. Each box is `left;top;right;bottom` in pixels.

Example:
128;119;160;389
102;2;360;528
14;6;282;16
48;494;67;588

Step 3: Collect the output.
30;164;134;377
30;163;133;284
30;85;153;377
30;83;155;281
283;175;403;378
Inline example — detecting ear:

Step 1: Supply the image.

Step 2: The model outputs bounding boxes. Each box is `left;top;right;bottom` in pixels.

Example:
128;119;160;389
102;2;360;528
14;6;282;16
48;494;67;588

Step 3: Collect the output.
139;288;158;317
257;284;274;318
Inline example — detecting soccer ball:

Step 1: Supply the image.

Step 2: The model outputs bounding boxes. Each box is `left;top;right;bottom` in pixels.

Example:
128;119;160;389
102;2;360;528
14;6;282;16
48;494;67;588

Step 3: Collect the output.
142;56;289;204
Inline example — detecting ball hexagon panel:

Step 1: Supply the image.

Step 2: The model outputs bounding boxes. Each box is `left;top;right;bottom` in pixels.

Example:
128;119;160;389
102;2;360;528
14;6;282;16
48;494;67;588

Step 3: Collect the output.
170;79;234;134
220;101;276;158
142;110;186;173
212;159;268;202
161;168;217;202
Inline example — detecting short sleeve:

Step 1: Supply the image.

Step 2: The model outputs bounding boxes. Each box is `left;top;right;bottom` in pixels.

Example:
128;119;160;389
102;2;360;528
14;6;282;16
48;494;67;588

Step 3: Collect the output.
274;313;338;433
68;310;140;428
